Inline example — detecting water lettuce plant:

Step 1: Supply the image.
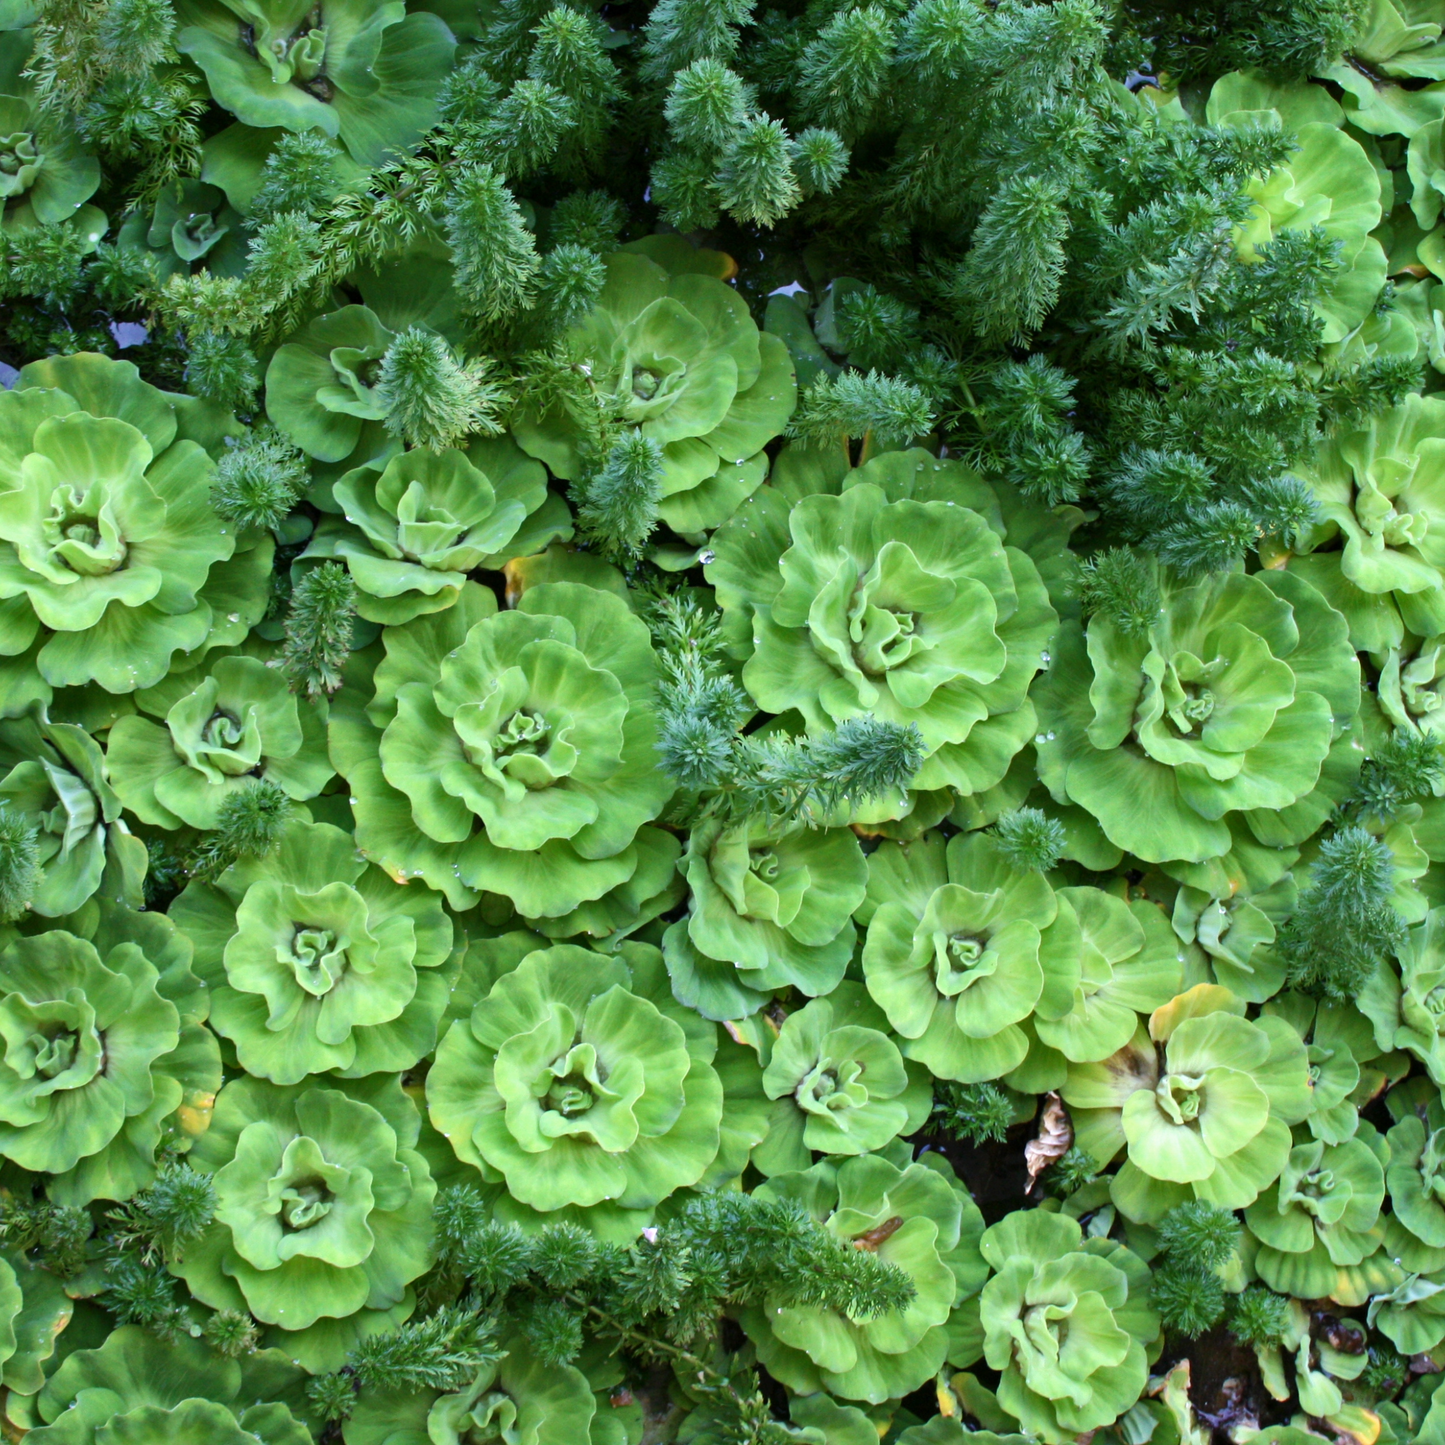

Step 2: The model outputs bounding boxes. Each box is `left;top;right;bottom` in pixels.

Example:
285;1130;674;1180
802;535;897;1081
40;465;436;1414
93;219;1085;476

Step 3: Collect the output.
1065;986;1312;1222
707;451;1055;798
976;1210;1159;1442
737;1152;986;1403
664;814;866;1019
1245;1134;1397;1304
343;1343;600;1445
0;903;218;1203
858;832;1078;1082
172;1073;435;1370
1292;395;1445;648
0;708;147;916
304;437;570;623
0;354;269;708
330;580;671;916
27;1326;312;1445
1361;906;1445;1084
514;246;796;534
176;0;456;165
106;653;334;829
1034;565;1360;864
754;983;931;1174
169;818;456;1082
426;941;723;1217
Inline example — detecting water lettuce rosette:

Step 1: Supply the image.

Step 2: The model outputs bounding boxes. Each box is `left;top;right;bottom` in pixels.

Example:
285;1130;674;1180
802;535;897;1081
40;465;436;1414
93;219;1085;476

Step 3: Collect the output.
1244;1134;1397;1305
1064;985;1312;1223
171;1073;436;1371
26;1326;313;1445
303;435;571;623
0;707;147;917
426;941;723;1220
265;306;395;464
1033;563;1360;865
1207;74;1385;342
1387;1102;1445;1259
169;819;456;1083
737;1152;987;1404
0;89;100;234
1027;885;1183;1071
0;353;270;711
1171;858;1297;1003
753;982;932;1175
707;450;1055;800
343;1342;599;1445
329;581;673;915
858;832;1081;1083
513;243;796;535
1262;991;1381;1145
175;0;456;166
0;900;219;1203
976;1210;1159;1443
1378;629;1445;736
1360;905;1445;1085
663;814;866;1021
115;178;249;282
1291;395;1445;650
105;652;334;830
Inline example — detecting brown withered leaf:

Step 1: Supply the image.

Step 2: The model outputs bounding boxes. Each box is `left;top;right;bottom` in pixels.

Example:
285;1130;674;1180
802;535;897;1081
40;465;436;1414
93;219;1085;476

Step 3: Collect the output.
851;1216;904;1252
1024;1092;1072;1191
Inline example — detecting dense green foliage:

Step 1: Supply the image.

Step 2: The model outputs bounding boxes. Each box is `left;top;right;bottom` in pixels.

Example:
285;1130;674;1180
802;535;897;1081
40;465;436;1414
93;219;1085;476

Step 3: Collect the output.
7;0;1445;1441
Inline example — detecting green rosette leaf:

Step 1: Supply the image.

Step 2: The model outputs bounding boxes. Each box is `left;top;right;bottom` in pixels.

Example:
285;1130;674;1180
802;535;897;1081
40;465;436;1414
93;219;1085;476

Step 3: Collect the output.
1292;395;1445;643
176;0;456;165
666;813;866;1017
976;1210;1159;1443
425;942;723;1217
1262;992;1380;1145
27;1326;311;1445
107;653;333;829
0;92;99;232
0;356;257;699
170;818;456;1083
860;832;1078;1082
1034;564;1360;864
264;307;395;463
1030;886;1182;1069
0;925;182;1191
173;1074;436;1370
335;581;673;916
1378;629;1445;736
1171;868;1296;1004
0;706;146;916
513;249;797;525
1245;1134;1390;1305
707;453;1055;802
306;435;566;624
343;1343;596;1445
1388;1112;1445;1249
13;897;222;1202
737;1152;986;1404
1369;1272;1445;1356
1064;985;1311;1221
1361;905;1445;1085
755;983;930;1174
